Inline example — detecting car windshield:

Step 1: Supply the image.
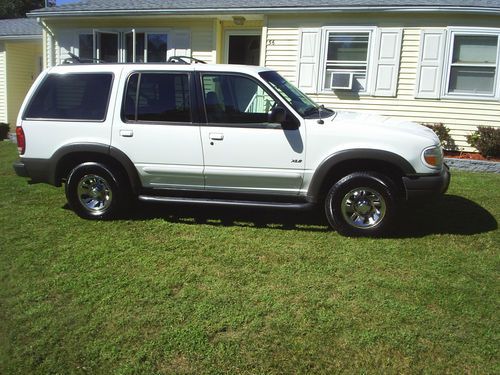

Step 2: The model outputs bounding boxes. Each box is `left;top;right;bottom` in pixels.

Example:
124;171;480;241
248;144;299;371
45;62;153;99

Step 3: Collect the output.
260;70;332;118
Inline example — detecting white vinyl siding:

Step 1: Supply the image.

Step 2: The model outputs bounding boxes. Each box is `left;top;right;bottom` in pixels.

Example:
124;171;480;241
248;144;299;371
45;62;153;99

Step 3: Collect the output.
0;45;7;123
6;41;43;127
265;15;500;150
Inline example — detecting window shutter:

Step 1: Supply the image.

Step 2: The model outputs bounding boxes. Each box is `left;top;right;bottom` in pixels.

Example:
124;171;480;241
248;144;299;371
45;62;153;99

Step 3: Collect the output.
415;29;446;99
168;31;191;60
372;28;403;97
297;28;321;94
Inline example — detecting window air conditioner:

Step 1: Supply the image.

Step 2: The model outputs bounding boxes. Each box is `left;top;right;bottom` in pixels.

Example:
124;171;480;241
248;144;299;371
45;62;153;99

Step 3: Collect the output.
330;72;354;90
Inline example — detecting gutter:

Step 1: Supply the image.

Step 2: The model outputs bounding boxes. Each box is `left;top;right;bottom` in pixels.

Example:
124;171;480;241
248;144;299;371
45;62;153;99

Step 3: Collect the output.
27;6;500;18
0;35;42;41
37;17;54;37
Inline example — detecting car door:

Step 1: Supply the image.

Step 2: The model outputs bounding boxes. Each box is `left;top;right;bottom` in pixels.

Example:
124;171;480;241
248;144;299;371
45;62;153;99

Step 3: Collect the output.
111;70;204;189
199;72;305;195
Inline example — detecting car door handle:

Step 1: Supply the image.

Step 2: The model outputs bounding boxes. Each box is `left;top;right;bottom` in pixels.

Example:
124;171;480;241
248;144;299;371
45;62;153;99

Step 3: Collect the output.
120;130;134;137
209;133;224;141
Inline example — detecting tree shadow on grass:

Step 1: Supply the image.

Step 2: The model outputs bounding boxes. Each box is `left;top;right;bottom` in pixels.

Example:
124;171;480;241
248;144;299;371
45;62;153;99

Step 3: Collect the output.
121;194;497;237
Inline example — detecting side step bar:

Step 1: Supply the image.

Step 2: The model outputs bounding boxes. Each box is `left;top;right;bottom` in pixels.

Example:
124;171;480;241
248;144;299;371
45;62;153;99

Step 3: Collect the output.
138;195;315;210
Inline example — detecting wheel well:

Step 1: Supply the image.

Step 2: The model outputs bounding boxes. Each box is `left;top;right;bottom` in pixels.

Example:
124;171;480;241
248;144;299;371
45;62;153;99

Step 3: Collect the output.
55;152;134;191
317;159;406;201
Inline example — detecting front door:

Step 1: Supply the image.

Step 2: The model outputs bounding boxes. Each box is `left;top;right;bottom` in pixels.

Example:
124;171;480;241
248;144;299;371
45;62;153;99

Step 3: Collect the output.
199;73;305;195
226;32;261;65
112;70;204;189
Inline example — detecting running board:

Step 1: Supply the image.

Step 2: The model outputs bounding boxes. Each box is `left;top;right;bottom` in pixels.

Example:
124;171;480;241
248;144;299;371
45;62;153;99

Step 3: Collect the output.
138;195;314;210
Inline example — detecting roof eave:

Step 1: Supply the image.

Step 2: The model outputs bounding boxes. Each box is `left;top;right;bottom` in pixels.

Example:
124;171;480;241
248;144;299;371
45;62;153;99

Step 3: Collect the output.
28;6;500;18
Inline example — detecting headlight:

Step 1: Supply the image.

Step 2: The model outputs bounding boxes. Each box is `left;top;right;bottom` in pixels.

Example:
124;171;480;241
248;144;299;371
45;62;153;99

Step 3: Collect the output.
422;146;443;169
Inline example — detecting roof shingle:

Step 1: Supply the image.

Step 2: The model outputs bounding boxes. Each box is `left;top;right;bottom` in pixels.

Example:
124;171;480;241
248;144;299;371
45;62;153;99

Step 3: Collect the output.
30;0;500;15
0;18;42;37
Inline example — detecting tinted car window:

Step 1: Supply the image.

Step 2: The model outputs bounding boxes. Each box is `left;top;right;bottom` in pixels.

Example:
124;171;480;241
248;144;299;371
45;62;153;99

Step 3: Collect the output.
124;72;191;123
202;74;276;124
24;73;113;121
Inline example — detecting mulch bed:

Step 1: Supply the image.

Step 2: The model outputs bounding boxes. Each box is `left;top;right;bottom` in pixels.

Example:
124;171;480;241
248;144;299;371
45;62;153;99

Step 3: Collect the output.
444;151;500;163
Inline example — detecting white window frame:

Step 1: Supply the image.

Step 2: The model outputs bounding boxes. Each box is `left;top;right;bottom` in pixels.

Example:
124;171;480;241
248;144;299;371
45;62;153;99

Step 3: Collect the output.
442;27;500;101
318;26;376;95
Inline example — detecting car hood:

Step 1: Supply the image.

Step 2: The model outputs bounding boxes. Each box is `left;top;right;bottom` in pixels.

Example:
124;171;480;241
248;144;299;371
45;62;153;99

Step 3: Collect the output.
330;110;440;144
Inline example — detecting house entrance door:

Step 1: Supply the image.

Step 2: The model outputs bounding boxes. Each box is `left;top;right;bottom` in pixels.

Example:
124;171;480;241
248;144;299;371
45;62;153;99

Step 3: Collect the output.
225;31;261;65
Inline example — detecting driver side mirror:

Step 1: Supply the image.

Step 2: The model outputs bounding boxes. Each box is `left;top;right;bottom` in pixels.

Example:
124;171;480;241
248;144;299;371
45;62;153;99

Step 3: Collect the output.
269;107;286;124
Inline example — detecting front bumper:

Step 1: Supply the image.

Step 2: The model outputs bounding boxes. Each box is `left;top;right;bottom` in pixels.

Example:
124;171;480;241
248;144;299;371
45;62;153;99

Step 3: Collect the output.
402;164;450;200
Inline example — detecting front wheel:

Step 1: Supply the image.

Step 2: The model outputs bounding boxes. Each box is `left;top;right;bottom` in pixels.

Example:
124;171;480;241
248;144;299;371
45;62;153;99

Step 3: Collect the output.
324;172;398;237
65;162;128;220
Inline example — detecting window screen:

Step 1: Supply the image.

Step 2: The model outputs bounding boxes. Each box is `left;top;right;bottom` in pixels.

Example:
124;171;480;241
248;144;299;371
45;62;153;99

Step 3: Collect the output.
124;73;191;123
448;35;498;95
24;73;113;121
324;32;370;91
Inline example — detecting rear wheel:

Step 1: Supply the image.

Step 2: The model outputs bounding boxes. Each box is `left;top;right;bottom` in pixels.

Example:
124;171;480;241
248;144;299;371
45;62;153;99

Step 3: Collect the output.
324;172;398;237
65;163;128;219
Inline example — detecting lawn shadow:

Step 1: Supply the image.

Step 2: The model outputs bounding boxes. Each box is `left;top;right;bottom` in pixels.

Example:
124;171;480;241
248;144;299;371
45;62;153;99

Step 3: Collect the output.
119;194;497;237
390;195;497;238
128;202;330;232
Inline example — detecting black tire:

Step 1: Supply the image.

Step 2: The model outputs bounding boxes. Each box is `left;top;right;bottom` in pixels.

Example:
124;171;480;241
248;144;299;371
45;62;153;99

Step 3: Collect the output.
324;172;398;237
65;162;128;220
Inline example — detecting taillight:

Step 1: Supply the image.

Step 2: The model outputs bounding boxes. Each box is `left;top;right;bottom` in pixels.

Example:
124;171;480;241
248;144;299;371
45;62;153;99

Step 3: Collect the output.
16;126;25;155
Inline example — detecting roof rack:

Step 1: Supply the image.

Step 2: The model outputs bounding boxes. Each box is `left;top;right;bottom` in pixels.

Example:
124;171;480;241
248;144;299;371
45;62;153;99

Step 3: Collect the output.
61;53;207;65
63;52;105;64
167;56;206;64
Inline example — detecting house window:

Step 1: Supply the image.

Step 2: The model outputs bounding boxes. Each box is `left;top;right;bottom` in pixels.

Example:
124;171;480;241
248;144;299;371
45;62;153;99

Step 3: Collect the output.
447;34;499;97
125;32;168;63
77;30;169;63
125;32;145;63
147;34;168;62
323;31;371;91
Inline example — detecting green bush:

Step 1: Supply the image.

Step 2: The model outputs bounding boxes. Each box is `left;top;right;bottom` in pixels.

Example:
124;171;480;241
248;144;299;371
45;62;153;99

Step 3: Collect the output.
423;123;457;151
0;123;9;140
466;126;500;158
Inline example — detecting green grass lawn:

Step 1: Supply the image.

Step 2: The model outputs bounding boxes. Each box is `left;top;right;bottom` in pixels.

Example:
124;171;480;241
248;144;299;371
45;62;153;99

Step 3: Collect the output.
0;141;498;374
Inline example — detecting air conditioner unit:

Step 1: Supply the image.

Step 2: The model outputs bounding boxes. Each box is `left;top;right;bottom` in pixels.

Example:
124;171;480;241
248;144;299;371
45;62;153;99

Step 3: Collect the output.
330;72;354;90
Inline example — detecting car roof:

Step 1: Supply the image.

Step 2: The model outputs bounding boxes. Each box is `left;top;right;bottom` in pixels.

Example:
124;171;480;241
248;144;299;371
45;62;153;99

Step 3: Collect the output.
48;62;273;75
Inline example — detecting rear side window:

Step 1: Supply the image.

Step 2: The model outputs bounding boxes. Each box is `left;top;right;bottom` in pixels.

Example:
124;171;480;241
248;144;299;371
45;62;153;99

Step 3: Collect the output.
24;73;113;121
123;72;191;123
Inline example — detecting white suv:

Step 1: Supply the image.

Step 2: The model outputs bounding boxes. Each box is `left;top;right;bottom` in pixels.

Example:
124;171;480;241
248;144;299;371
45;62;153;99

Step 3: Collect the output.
13;60;450;236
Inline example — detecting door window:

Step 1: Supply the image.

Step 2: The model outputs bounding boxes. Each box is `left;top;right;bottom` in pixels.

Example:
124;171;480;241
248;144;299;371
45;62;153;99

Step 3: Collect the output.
202;74;276;125
123;72;191;123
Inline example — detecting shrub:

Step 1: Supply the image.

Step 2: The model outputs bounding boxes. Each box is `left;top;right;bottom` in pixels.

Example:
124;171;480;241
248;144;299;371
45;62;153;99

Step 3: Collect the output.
0;123;9;140
423;123;457;151
466;126;500;158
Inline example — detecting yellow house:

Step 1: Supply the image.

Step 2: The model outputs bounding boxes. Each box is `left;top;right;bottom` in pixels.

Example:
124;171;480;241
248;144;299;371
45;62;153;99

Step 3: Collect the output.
0;18;43;128
21;0;500;150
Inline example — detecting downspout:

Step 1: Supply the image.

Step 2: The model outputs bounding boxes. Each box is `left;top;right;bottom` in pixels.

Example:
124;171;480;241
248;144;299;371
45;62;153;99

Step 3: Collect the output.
37;17;55;68
260;15;268;67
